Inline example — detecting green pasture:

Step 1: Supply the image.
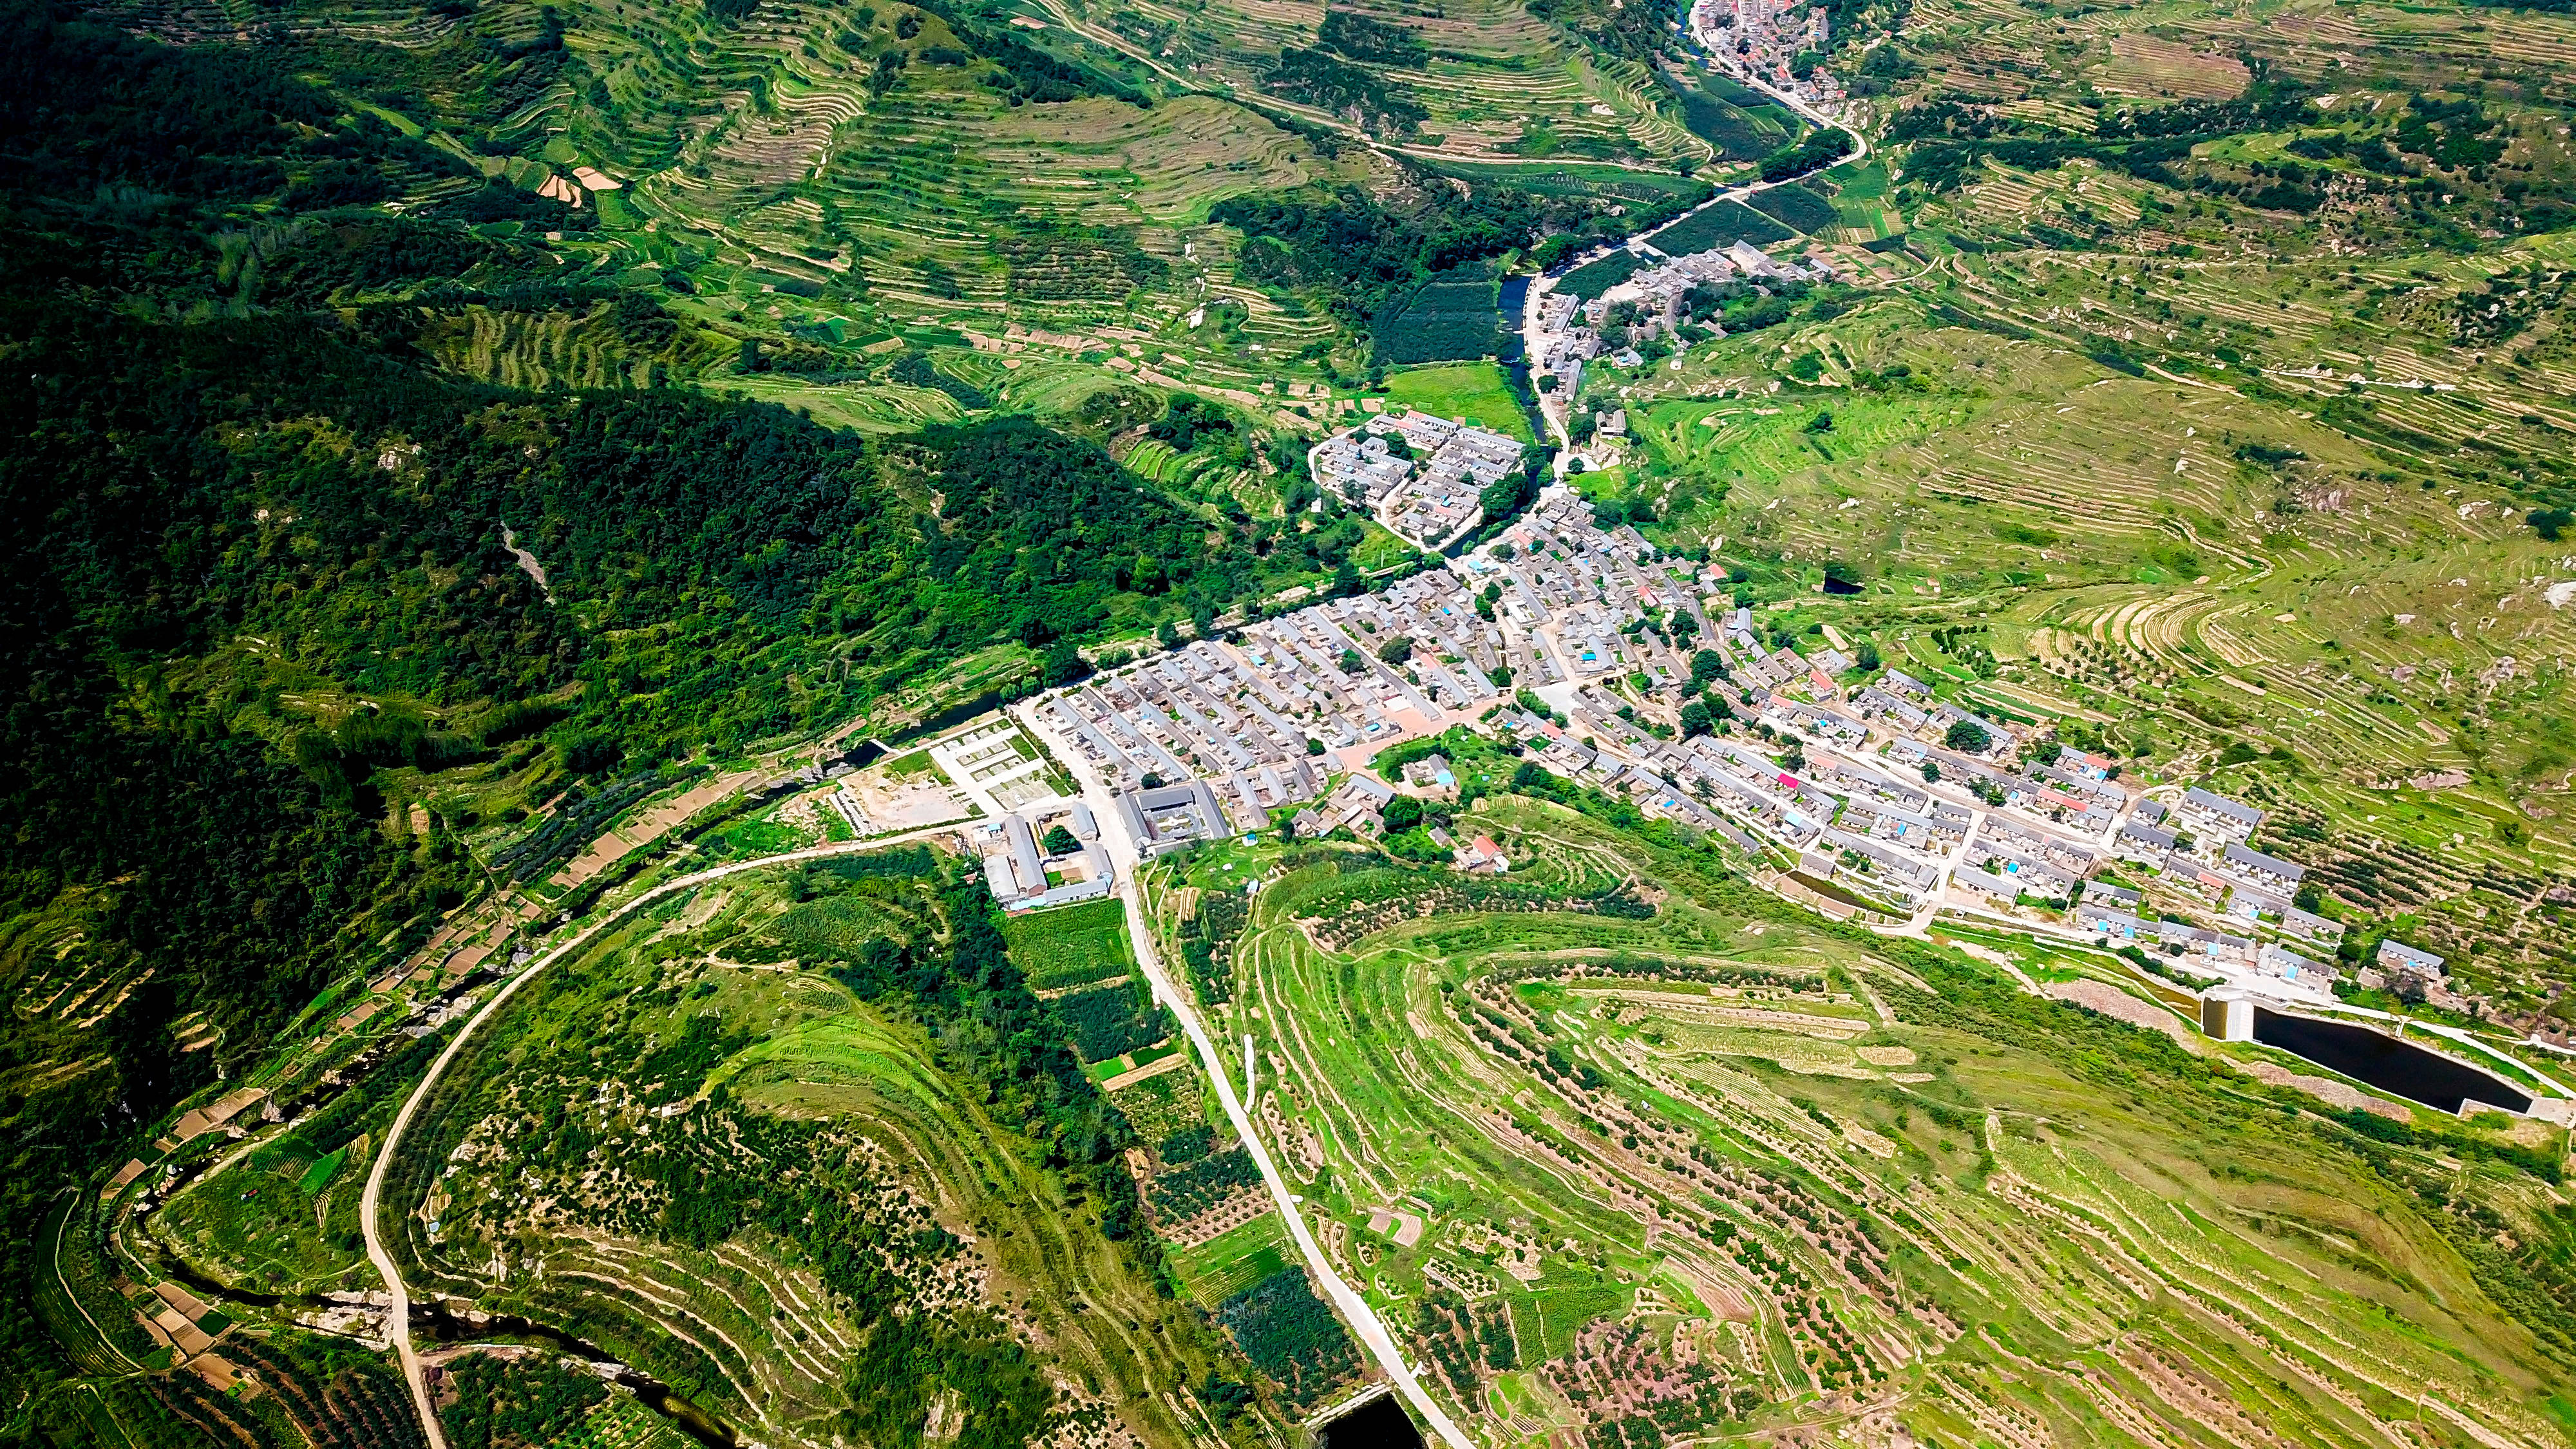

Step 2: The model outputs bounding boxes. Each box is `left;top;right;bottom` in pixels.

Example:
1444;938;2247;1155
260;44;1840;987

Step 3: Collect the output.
1385;363;1537;443
1003;896;1137;990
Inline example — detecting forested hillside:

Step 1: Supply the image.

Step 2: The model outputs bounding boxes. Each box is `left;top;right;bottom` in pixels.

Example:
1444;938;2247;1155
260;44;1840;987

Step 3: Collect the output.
0;1;1316;1421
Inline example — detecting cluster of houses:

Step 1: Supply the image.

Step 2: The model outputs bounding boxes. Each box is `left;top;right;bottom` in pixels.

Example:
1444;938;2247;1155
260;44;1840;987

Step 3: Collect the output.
976;801;1115;912
1690;0;1848;106
1531;242;1835;410
1033;489;1746;846
1010;473;2451;1015
1841;668;2021;762
1463;493;1714;692
1034;569;1516;836
1307;412;1527;551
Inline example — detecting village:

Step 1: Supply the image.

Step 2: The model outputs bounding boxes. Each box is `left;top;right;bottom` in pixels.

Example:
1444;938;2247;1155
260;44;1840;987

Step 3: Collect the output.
1306;412;1532;552
1528;241;1839;418
970;489;2458;1019
1691;0;1850;111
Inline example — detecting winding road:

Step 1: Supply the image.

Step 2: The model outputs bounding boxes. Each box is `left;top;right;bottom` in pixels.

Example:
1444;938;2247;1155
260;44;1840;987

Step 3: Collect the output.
360;822;967;1449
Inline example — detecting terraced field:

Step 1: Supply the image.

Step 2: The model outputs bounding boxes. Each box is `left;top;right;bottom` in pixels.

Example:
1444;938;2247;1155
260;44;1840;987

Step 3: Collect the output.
1593;233;2576;960
1147;798;2576;1449
374;854;1254;1449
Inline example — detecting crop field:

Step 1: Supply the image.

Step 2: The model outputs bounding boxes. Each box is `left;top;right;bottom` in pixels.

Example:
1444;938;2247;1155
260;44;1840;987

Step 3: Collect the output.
1660;70;1799;161
1557;251;1647;302
1381;362;1538;442
1146;795;2576;1449
1645;199;1795;256
1819;161;1905;242
1743;182;1838;234
1170;1212;1293;1307
1374;269;1515;365
1053;980;1168;1062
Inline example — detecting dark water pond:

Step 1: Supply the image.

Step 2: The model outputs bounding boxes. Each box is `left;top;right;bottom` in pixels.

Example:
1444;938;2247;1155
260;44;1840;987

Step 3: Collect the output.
2254;1007;2532;1114
883;690;1009;746
1318;1392;1426;1449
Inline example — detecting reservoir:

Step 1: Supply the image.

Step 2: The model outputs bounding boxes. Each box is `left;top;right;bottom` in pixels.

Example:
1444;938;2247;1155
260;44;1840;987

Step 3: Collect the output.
1318;1391;1427;1449
2253;1007;2532;1114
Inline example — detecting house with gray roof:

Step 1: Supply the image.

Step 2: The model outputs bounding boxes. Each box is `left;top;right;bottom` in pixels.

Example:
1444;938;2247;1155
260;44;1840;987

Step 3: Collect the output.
2377;939;2445;977
2279;904;2344;946
2181;787;2264;840
2222;842;2306;891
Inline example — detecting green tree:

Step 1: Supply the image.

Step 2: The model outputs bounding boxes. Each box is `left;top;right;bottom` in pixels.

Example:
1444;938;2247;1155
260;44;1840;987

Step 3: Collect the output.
1944;720;1992;754
1041;639;1092;686
1042;824;1080;855
1679;701;1714;737
1690;649;1727;690
1381;795;1424;832
1378;636;1414;665
1339;647;1365;673
1480;471;1535;522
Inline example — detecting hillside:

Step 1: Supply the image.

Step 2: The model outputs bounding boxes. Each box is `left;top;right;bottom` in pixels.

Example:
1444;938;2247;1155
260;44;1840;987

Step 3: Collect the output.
6;0;2576;1441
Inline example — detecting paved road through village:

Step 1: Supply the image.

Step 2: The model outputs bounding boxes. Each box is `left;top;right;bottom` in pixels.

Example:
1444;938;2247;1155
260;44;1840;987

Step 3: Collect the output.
1015;699;1479;1449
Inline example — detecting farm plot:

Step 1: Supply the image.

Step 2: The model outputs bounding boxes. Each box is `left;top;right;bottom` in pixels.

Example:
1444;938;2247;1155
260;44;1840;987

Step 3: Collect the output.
1374;267;1513;365
1160;790;2575;1447
1556;251;1646;302
1003;895;1138;990
1743;184;1837;234
1645;200;1792;257
1051;980;1170;1063
1821;161;1903;242
1658;71;1795;160
1382;361;1537;442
